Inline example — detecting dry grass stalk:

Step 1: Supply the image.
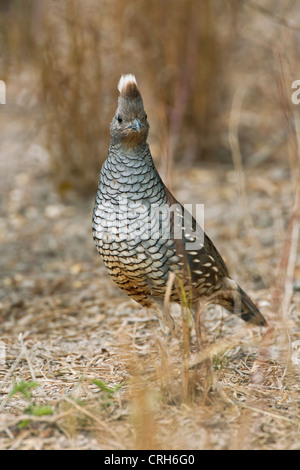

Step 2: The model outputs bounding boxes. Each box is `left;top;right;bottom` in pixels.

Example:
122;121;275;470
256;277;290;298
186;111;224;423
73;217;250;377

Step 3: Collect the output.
270;50;300;322
250;46;300;388
130;387;158;450
63;396;121;441
244;0;300;33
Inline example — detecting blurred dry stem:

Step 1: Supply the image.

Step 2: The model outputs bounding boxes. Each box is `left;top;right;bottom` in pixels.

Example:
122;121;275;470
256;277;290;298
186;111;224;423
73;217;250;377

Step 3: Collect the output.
244;0;300;33
271;49;300;320
229;84;253;232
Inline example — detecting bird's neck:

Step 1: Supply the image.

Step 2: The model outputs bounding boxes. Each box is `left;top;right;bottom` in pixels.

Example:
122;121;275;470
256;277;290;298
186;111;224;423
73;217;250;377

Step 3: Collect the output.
98;142;164;200
107;142;154;167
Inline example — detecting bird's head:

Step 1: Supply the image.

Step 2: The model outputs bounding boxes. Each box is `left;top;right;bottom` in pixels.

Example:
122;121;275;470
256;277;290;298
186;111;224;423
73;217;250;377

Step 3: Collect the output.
110;74;149;149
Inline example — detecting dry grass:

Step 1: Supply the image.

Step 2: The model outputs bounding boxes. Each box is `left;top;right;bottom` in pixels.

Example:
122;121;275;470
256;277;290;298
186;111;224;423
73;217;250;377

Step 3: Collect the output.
0;0;300;450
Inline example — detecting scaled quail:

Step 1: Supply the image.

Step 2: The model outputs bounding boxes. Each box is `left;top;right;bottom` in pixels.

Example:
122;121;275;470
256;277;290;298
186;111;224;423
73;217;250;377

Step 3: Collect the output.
92;74;266;327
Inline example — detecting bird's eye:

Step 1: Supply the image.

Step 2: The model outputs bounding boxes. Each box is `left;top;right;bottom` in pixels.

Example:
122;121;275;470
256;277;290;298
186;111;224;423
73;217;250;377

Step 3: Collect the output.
117;115;123;123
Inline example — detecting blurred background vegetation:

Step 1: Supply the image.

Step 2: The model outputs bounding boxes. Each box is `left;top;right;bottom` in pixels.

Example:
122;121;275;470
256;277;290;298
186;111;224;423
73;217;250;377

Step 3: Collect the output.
0;0;299;196
0;1;300;450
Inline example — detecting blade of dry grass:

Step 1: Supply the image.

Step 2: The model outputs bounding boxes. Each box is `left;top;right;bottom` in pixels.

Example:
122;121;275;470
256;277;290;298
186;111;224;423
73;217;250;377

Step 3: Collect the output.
63;396;121;441
243;0;300;33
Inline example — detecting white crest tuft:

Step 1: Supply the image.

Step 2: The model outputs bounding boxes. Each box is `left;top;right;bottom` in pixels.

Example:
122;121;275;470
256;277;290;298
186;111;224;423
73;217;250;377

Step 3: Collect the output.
118;74;138;94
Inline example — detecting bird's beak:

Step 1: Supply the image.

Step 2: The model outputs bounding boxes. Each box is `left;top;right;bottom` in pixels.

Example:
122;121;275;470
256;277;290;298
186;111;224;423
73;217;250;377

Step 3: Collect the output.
128;118;142;133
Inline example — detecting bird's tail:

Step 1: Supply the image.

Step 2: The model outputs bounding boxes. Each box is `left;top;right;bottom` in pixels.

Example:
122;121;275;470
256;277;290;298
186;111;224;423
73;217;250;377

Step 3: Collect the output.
217;278;267;326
